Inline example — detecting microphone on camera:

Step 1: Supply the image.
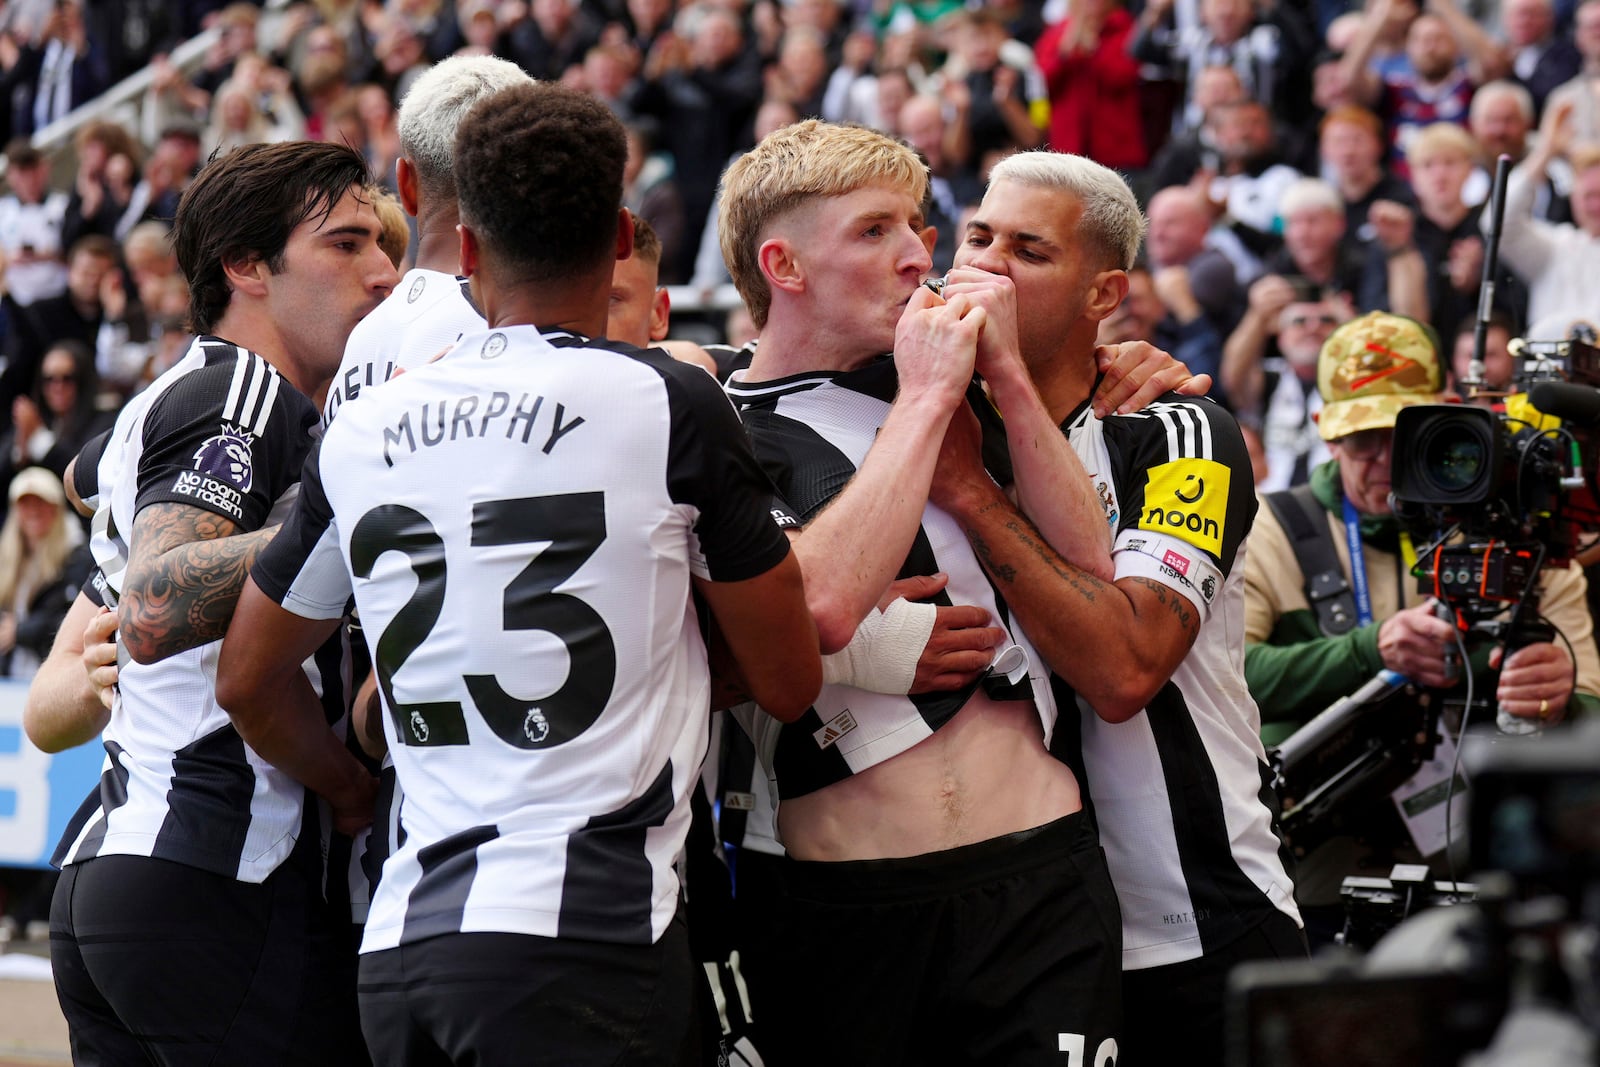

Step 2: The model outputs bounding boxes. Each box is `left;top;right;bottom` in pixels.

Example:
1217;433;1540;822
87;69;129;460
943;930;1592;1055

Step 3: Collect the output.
1528;381;1600;427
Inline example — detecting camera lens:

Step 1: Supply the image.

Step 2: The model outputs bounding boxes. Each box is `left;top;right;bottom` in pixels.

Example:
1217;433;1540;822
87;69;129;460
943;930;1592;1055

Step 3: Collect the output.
1427;427;1487;493
1392;405;1500;505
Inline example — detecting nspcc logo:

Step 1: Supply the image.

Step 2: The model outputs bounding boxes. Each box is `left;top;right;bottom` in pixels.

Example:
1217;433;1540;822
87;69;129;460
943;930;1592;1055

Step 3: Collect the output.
1137;458;1230;557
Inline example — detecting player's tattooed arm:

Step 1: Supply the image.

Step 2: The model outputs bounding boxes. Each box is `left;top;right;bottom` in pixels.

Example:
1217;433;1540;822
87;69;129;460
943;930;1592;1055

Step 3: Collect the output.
1124;576;1201;646
119;502;280;664
946;494;1203;721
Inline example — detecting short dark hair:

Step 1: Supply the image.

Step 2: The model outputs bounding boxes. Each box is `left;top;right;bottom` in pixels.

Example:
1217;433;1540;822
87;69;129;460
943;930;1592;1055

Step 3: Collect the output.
5;138;41;169
174;141;371;333
69;234;119;264
631;215;661;267
453;82;626;285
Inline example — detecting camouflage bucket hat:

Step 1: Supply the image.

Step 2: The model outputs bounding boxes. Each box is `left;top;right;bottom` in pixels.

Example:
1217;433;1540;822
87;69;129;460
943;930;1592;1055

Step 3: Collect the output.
1316;311;1443;441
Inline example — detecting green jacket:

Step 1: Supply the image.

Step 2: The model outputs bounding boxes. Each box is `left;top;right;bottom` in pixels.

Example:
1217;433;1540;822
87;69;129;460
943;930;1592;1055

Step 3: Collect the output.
1244;462;1600;746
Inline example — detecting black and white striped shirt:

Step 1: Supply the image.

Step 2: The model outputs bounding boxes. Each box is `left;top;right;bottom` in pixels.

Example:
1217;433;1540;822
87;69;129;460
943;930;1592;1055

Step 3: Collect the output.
1049;393;1301;969
251;326;790;950
55;337;339;883
725;359;1052;801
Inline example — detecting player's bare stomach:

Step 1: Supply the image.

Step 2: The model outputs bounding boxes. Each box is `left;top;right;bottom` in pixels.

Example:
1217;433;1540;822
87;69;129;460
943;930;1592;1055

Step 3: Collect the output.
778;691;1082;861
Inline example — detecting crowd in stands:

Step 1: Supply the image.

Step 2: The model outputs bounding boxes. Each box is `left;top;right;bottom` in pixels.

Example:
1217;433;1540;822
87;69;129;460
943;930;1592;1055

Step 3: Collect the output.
0;0;1589;663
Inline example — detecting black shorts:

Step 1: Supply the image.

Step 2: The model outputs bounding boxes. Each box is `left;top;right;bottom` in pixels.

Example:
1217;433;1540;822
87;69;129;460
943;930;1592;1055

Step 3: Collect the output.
757;810;1123;1067
1119;909;1307;1067
357;917;697;1066
49;849;365;1067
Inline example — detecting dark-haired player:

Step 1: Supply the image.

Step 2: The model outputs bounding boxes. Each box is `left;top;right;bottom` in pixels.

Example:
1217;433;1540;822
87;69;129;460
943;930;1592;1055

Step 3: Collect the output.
48;140;397;1065
219;82;820;1065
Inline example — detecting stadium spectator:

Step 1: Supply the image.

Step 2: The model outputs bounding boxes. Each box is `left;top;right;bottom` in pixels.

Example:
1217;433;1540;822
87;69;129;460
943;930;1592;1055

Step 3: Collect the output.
0;339;113;495
1202;99;1313;273
1146;63;1248;191
623;117;687;283
1221;279;1350;487
1491;95;1600;334
689;96;800;293
10;0;109;137
1132;0;1316;129
938;8;1043;168
1320;105;1417;241
0;139;68;321
0;234;118;426
1034;0;1146;168
62;119;141;247
820;29;891;127
765;25;830;117
90;224;172;400
0;466;85;680
118;121;203;231
1496;0;1579;112
1544;0;1600;140
900;92;982;272
630;6;763;283
190;2;261;97
1265;178;1371;299
498;0;602;81
1145;184;1247;335
1342;0;1497;173
1101;262;1227;400
1389;120;1524;342
1450;308;1518;392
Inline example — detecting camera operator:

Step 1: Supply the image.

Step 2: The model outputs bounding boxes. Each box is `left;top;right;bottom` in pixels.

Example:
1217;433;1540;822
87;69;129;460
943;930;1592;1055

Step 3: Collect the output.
1241;311;1600;920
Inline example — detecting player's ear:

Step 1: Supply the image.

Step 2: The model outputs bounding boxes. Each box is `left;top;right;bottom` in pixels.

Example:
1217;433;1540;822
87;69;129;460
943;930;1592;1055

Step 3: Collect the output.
458;222;480;279
1085;269;1130;323
649;286;670;342
395;157;420;217
759;238;803;295
616;208;635;263
222;251;269;297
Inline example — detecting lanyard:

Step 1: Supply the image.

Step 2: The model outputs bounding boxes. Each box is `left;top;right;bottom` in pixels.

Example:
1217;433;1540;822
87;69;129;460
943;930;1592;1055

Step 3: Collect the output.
1343;495;1374;627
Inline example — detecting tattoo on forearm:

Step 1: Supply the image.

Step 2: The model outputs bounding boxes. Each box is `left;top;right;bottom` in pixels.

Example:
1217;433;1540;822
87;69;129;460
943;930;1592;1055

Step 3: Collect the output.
966;501;1106;604
1126;576;1200;643
121;503;276;661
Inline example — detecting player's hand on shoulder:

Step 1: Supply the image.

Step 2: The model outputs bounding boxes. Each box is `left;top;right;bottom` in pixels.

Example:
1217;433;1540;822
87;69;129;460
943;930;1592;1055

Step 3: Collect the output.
1091;341;1209;418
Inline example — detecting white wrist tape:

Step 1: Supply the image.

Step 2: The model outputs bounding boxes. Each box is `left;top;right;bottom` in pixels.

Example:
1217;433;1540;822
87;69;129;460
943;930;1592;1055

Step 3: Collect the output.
820;596;938;694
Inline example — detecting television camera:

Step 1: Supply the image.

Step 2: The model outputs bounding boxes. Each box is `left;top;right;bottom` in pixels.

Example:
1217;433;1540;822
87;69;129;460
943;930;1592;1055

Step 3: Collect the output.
1269;339;1600;866
1231;723;1600;1067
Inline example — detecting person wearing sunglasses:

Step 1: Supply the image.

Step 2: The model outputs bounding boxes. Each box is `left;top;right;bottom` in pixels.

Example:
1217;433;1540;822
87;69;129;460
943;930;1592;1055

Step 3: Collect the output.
0;339;112;508
1222;278;1353;490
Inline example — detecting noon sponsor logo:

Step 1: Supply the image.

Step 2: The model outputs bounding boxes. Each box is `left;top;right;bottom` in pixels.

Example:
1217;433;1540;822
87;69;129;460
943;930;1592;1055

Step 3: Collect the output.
1138;458;1230;556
